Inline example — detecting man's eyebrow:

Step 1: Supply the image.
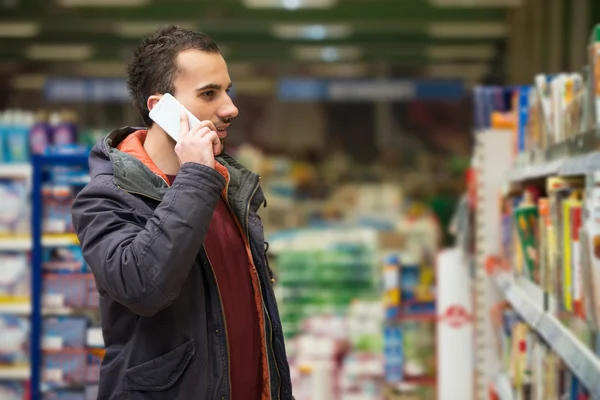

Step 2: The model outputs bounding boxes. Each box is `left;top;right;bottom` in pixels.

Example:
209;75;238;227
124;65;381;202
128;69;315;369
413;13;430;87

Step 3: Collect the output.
196;82;233;91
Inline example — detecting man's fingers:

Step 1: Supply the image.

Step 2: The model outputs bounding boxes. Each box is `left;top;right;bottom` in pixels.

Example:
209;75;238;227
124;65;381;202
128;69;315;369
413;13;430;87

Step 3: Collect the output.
179;112;189;139
190;120;217;135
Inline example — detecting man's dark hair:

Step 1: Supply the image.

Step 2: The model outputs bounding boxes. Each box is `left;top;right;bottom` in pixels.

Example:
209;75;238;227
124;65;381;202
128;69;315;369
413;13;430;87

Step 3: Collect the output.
126;25;220;126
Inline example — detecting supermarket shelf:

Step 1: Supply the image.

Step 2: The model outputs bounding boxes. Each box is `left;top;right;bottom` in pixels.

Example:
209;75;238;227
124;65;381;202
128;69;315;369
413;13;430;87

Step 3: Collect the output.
0;365;30;380
0;301;31;315
0;164;31;178
404;375;436;386
492;271;600;398
0;233;79;250
493;373;513;400
0;235;31;251
41;233;79;247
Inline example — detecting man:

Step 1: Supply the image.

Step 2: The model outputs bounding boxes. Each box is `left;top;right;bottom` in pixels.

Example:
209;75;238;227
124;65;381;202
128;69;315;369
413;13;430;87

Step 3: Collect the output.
71;25;292;400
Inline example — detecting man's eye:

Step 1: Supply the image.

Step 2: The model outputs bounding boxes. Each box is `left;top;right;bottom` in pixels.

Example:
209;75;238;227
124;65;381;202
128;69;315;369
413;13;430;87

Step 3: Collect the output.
201;91;214;98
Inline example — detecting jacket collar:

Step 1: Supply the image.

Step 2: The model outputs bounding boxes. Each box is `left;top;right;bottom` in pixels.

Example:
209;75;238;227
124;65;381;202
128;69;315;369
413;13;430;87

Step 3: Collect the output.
90;127;265;215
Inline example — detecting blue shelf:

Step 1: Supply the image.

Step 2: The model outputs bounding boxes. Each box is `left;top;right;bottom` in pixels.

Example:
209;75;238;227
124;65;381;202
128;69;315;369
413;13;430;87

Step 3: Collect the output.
29;153;90;400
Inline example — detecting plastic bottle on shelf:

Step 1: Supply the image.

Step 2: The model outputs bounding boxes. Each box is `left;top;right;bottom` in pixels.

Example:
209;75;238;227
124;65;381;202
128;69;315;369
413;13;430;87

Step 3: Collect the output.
52;110;78;147
30;110;53;156
6;110;31;163
0;110;7;164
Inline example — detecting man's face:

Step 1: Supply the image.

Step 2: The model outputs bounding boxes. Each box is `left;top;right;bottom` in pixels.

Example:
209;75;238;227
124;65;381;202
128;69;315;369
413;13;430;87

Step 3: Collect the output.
172;49;238;143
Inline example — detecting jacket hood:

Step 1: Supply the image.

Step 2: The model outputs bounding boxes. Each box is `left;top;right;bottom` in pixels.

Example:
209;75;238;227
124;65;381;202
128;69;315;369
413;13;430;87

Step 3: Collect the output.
89;127;266;214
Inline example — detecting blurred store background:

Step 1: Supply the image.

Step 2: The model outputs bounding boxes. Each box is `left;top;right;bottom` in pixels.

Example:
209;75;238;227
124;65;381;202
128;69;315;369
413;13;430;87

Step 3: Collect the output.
1;0;600;399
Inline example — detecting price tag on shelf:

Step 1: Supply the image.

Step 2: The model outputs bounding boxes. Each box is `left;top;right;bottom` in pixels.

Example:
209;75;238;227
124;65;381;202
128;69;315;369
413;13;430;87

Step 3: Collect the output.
43;294;65;309
42;336;64;351
43;368;63;383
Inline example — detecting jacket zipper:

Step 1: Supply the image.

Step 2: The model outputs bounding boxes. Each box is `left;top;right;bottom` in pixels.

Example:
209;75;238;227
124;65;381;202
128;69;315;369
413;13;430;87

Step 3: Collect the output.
204;251;233;399
245;178;281;400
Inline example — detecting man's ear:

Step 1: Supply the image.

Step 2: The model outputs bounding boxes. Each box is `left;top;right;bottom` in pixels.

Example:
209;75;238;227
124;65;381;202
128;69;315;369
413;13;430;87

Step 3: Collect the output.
147;93;162;113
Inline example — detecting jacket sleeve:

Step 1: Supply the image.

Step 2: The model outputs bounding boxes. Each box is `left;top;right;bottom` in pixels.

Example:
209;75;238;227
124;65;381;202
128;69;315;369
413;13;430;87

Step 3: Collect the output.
71;163;226;317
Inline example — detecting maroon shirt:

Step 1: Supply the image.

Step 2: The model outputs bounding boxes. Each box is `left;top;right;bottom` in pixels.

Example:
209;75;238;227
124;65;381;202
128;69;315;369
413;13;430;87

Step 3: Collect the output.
203;198;263;400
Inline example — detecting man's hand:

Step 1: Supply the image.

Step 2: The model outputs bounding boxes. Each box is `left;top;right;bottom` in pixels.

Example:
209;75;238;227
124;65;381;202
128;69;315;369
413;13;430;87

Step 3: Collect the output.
175;112;221;169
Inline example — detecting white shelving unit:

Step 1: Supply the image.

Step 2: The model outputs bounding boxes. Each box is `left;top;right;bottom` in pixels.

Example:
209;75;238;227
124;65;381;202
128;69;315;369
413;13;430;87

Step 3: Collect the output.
473;129;514;400
0;164;32;178
0;302;31;315
491;271;600;399
0;365;30;380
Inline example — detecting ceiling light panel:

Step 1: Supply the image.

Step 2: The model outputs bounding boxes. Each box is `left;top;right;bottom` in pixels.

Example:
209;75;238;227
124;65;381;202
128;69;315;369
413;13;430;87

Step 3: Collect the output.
428;22;508;38
115;22;196;37
243;0;336;9
291;45;362;62
0;22;39;38
429;0;521;6
425;45;496;60
26;45;94;61
57;0;149;7
271;24;353;40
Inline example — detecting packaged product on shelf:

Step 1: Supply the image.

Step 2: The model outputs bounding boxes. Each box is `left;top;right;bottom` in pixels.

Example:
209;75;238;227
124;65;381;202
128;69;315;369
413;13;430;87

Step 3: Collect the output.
1;110;32;163
43;351;87;386
43;274;97;310
515;86;530;154
30;110;53;156
43;185;78;234
383;324;403;383
43;317;88;350
0;178;30;235
43;246;87;274
534;74;553;146
383;255;401;320
0;252;29;301
570;202;584;316
564;74;585;138
562;191;582;312
52;110;79;147
584;171;600;328
0;315;29;365
0;383;26;400
544;351;560;400
589;24;600;127
579;227;597;326
509;322;529;394
513;190;539;281
550;75;567;143
402;321;435;378
547;177;585;302
538;198;550;293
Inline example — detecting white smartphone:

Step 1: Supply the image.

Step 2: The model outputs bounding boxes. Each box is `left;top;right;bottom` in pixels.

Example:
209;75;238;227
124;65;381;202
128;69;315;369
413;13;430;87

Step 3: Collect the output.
148;93;200;142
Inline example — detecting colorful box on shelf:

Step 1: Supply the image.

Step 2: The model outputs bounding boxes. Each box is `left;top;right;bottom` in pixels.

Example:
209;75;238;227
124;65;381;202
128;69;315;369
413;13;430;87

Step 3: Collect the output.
0;315;29;365
43;274;97;311
43;317;88;349
0;382;27;400
43;245;88;274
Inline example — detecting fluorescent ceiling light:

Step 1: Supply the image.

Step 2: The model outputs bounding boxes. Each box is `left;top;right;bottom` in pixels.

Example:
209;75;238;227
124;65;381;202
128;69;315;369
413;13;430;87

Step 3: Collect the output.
57;0;149;6
429;0;521;6
291;45;362;62
426;63;490;78
115;22;196;37
26;45;94;61
0;22;39;38
309;63;369;77
77;62;126;76
426;45;496;60
11;74;47;90
243;0;336;9
271;24;352;40
428;22;508;38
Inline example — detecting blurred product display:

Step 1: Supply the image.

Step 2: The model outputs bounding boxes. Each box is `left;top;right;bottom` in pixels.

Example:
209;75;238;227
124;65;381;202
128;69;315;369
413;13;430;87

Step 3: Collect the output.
457;24;600;400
